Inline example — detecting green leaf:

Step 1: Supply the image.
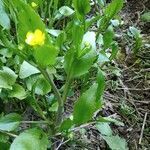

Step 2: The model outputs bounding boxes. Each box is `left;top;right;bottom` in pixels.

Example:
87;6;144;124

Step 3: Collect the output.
129;26;141;38
97;34;104;46
19;61;40;79
0;133;9;143
8;84;27;100
46;29;62;37
10;128;48;150
0;48;13;58
96;123;113;136
96;120;128;150
65;50;97;78
0;142;10;150
0;128;10;148
111;19;120;27
0;67;17;89
98;52;109;64
73;84;99;125
26;75;51;95
105;0;124;19
34;45;58;67
96;70;105;104
0;113;22;131
73;0;91;18
59;6;74;17
98;117;124;126
56;31;67;47
109;42;118;60
97;0;106;7
49;102;58;112
0;0;10;29
99;0;123;31
73;53;97;78
103;26;114;49
141;12;150;22
13;0;45;42
60;118;73;132
73;71;105;125
128;27;142;53
72;21;84;47
102;135;128;150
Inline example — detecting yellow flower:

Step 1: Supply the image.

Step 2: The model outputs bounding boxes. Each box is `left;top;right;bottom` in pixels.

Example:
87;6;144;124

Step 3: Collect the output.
25;29;45;46
31;2;37;8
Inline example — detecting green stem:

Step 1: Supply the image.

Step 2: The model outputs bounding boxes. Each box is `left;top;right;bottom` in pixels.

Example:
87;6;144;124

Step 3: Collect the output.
38;68;64;126
0;130;17;138
62;76;71;103
31;80;48;121
48;0;53;27
21;121;49;124
53;0;59;15
34;98;48;120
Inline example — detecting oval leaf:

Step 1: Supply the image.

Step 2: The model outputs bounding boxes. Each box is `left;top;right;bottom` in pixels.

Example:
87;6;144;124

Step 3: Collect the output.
59;6;74;17
34;45;58;67
65;50;97;78
102;135;128;150
73;71;105;125
10;128;48;150
26;74;51;95
8;84;27;100
73;84;99;125
0;113;22;131
0;67;17;89
73;0;91;18
19;61;40;79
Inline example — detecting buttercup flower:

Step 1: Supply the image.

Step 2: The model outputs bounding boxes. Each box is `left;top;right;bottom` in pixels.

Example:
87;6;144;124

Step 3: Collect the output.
25;29;45;46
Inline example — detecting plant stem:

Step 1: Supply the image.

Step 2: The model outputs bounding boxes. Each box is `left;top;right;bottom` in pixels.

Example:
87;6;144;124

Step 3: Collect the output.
55;121;96;136
34;100;48;120
0;130;18;138
62;76;71;103
21;121;49;124
38;68;64;126
48;0;53;27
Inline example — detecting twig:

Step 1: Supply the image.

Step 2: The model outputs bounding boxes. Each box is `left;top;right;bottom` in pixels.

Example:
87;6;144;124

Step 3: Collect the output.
56;139;70;150
117;87;150;91
70;121;96;132
140;68;150;72
139;112;148;145
55;121;96;136
134;140;138;150
125;75;143;82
